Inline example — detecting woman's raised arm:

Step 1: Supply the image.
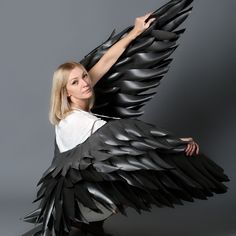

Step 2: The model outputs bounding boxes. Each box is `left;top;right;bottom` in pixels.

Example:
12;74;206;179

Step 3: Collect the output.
89;12;156;87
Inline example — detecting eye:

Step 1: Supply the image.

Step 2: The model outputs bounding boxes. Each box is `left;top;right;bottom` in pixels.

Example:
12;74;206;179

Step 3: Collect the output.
83;73;88;78
72;80;78;85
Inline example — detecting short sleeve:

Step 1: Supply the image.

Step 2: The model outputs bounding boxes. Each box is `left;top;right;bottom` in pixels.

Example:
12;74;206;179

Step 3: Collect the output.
55;111;107;153
91;119;107;135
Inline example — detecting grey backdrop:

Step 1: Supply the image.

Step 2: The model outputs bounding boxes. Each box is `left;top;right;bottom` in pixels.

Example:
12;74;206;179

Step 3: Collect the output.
0;0;235;235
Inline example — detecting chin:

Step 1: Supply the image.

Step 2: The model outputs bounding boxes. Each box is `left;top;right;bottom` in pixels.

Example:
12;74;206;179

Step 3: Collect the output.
84;91;93;99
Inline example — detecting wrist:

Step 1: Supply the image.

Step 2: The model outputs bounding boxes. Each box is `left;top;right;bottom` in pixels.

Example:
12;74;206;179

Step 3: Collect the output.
127;29;141;40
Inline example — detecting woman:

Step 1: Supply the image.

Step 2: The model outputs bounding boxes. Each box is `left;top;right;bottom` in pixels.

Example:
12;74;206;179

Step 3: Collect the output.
48;12;199;235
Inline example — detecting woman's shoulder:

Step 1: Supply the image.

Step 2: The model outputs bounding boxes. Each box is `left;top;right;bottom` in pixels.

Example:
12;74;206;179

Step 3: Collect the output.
67;110;99;121
56;110;101;129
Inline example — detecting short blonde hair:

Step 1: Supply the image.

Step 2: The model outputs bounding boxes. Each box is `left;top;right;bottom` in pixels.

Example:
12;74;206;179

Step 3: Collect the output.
49;61;95;125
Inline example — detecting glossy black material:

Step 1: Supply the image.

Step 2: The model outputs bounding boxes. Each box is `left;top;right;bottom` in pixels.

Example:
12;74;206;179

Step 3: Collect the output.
22;119;229;236
22;0;230;235
80;0;194;118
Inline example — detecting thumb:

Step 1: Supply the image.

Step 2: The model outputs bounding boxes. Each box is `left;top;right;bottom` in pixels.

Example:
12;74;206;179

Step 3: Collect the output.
145;17;156;28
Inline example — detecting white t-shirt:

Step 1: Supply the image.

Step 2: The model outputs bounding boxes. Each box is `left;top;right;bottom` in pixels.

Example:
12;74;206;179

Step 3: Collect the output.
55;109;115;221
55;109;107;153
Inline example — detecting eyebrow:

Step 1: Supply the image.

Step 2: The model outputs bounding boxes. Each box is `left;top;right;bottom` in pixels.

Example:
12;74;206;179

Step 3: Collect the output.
70;71;86;81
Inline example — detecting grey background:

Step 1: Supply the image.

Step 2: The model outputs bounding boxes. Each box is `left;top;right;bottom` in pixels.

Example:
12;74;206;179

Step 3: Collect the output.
0;0;235;235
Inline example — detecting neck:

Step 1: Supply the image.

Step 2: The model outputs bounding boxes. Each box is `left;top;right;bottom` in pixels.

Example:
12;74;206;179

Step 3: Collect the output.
70;102;90;112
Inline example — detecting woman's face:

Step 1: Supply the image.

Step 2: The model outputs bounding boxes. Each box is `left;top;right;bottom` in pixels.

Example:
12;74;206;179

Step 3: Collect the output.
66;66;93;102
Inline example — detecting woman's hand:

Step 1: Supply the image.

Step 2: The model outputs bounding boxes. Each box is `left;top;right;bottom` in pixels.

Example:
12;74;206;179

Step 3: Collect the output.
130;12;156;37
180;137;200;156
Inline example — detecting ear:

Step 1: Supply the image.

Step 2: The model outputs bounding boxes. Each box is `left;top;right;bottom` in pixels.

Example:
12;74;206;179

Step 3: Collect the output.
66;90;71;97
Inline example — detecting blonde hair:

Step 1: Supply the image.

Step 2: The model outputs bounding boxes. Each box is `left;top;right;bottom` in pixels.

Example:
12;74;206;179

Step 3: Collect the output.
49;61;95;125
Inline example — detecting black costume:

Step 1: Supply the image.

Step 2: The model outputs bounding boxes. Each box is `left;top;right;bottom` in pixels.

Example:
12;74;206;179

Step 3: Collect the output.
22;0;230;235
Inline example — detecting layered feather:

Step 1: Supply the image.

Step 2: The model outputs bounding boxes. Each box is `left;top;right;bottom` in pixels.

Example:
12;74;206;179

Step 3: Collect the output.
80;0;194;118
23;119;229;236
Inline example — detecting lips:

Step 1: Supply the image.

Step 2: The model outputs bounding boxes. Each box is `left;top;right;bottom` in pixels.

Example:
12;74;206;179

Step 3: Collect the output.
84;87;91;93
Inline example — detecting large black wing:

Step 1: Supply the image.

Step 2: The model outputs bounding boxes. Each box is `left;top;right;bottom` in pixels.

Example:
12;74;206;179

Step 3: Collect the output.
22;119;229;236
80;0;194;118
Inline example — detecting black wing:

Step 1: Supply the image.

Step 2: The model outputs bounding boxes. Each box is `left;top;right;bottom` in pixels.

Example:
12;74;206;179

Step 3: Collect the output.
22;119;229;236
80;0;194;118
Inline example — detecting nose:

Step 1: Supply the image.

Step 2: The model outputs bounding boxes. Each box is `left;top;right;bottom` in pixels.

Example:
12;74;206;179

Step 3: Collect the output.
82;80;89;87
82;77;90;86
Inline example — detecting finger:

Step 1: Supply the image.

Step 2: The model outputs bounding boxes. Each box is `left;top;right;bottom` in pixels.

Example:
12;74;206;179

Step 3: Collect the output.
184;137;193;142
186;141;194;152
187;143;194;156
148;17;156;23
144;12;155;21
192;142;198;155
190;144;196;156
188;143;194;156
185;143;191;153
145;11;154;17
187;145;192;156
193;143;199;156
195;143;200;155
180;137;192;142
145;18;156;27
184;144;190;156
186;144;193;156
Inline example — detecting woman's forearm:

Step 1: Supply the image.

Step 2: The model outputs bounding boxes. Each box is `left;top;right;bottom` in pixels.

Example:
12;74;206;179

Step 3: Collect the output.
89;29;140;86
89;13;155;87
100;29;140;66
101;12;155;65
